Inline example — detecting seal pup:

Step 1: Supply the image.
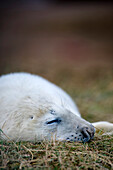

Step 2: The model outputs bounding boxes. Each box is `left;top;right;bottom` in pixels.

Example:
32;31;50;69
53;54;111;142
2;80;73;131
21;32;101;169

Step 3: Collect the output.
0;73;112;142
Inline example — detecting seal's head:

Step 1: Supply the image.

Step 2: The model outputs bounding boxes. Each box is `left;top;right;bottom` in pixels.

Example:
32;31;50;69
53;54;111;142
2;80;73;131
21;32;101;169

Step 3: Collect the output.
2;98;95;142
38;105;95;143
13;103;95;143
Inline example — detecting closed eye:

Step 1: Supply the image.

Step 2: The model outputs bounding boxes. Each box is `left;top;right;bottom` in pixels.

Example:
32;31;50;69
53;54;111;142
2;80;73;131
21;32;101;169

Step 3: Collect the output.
46;118;62;124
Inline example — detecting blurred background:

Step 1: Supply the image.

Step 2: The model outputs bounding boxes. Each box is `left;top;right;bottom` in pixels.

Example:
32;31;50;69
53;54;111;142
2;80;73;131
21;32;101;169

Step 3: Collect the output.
0;1;113;122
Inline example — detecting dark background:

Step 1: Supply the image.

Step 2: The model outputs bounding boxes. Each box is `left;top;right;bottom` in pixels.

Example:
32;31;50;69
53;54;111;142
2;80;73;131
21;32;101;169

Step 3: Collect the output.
0;1;113;76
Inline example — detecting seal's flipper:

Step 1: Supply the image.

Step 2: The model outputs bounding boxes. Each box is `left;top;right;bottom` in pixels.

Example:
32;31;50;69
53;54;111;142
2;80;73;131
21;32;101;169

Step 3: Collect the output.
92;121;113;135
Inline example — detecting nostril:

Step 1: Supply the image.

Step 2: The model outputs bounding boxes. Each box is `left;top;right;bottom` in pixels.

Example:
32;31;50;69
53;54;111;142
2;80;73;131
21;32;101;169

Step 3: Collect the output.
81;125;95;142
90;126;95;139
81;127;91;143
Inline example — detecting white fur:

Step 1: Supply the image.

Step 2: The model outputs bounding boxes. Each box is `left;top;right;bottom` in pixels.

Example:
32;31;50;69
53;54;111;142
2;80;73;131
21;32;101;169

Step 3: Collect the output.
92;121;113;135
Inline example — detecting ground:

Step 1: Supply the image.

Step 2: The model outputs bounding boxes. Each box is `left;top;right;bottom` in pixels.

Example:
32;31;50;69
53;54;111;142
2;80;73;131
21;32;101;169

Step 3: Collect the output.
0;4;113;169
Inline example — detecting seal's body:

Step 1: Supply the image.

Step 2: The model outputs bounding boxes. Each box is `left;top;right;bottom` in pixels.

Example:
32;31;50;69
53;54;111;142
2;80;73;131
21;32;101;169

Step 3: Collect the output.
0;73;112;142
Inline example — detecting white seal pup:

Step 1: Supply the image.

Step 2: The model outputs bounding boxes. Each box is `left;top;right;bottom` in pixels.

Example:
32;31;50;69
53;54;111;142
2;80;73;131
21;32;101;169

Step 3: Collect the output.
0;73;112;142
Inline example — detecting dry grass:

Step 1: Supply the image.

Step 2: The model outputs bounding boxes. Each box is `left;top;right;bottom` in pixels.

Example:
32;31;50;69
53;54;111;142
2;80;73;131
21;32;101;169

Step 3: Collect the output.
0;132;113;169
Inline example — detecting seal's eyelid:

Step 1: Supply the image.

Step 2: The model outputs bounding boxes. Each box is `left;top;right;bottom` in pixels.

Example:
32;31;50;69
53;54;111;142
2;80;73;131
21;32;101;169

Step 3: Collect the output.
50;110;56;115
46;118;62;124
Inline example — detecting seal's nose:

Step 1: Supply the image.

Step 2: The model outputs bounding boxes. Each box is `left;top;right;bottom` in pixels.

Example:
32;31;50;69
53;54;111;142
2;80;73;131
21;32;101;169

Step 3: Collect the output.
81;125;95;143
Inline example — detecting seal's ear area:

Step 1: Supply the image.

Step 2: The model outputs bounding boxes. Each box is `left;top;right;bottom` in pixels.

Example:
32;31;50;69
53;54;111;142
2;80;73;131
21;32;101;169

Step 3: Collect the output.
92;121;113;135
